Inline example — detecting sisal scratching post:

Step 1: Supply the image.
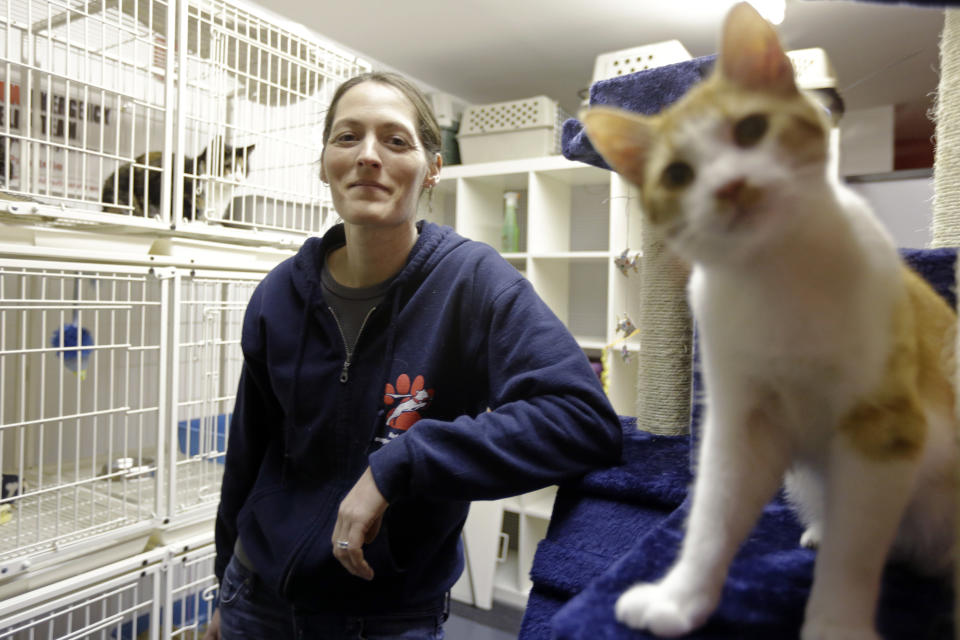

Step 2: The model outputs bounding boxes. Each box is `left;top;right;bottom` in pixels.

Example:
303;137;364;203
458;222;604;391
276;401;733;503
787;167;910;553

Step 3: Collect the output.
933;11;960;249
931;10;960;636
635;220;693;435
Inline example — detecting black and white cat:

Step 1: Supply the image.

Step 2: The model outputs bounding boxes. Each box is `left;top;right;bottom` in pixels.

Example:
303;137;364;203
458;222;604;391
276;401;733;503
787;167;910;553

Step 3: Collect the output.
100;139;255;221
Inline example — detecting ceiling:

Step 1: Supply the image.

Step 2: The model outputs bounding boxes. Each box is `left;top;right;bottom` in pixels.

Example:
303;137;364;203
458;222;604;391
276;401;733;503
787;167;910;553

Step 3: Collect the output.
264;0;944;124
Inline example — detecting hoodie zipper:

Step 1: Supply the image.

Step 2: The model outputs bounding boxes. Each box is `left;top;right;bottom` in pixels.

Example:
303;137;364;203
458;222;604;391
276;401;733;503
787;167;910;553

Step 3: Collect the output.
328;305;378;383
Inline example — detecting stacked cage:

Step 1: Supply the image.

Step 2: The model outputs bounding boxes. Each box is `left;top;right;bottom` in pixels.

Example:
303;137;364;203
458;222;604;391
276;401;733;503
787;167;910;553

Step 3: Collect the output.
0;540;218;639
175;0;362;235
0;0;369;635
0;0;175;224
168;268;257;519
0;550;165;640
1;0;367;236
0;259;166;578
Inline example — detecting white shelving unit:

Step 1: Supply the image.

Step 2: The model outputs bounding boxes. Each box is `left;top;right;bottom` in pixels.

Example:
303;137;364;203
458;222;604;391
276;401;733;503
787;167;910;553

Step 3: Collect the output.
430;154;642;416
434;155;643;608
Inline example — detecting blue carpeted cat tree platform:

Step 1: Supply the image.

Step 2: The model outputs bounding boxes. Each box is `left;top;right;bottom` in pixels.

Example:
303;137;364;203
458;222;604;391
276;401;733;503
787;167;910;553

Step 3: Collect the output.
519;42;956;640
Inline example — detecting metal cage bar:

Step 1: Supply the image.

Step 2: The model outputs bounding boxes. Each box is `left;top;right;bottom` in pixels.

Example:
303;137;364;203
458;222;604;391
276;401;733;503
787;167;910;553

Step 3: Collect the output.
165;542;217;639
0;537;216;640
167;268;256;519
0;548;165;639
0;257;166;576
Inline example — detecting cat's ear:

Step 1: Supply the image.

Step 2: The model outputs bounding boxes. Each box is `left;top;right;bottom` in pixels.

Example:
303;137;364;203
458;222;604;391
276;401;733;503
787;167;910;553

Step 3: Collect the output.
719;2;796;95
580;107;653;188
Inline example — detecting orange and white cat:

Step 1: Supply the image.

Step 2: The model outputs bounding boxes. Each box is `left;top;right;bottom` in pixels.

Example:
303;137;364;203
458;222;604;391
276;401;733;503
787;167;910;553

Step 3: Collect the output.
582;3;956;639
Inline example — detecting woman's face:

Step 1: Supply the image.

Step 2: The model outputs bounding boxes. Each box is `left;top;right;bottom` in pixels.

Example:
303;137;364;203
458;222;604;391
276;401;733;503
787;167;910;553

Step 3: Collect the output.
321;81;439;229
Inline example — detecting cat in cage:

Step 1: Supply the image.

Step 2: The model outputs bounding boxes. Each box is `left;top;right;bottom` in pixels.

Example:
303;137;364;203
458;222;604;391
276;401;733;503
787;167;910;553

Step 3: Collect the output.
100;138;255;221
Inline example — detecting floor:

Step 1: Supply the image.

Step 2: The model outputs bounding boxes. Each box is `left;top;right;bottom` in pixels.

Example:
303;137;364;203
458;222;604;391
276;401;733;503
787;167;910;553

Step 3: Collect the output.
446;600;525;639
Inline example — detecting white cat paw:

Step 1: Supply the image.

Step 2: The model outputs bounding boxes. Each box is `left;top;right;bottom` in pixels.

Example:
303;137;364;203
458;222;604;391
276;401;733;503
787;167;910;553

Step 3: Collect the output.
801;621;881;640
615;583;712;637
799;526;821;549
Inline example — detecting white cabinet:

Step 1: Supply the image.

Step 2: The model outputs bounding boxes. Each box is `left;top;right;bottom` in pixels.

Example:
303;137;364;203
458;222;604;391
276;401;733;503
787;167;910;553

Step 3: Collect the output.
432;156;643;608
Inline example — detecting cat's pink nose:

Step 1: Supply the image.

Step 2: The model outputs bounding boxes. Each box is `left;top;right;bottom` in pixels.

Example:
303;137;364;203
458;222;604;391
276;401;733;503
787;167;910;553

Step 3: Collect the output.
715;178;747;203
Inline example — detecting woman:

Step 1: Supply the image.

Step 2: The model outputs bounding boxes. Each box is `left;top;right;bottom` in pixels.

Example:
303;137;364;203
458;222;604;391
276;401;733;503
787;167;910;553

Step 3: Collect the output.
204;71;622;639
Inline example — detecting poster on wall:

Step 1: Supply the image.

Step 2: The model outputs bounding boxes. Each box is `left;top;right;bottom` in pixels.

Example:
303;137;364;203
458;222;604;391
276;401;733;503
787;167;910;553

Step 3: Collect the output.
33;74;117;201
1;67;120;202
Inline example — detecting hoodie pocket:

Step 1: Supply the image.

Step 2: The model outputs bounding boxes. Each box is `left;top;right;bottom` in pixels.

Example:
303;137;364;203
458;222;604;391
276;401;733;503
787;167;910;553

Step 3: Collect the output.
276;510;407;602
365;522;404;576
238;483;342;599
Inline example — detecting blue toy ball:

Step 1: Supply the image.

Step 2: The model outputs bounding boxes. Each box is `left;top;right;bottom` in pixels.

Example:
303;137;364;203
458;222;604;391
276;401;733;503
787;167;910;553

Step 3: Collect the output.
50;324;95;378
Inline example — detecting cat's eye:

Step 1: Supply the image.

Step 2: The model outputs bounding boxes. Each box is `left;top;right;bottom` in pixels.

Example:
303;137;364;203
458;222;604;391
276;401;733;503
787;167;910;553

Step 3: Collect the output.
661;162;694;189
733;114;768;148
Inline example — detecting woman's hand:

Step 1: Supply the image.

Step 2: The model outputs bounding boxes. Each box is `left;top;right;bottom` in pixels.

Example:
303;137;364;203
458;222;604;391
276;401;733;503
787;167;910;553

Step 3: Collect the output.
202;608;221;640
331;467;388;580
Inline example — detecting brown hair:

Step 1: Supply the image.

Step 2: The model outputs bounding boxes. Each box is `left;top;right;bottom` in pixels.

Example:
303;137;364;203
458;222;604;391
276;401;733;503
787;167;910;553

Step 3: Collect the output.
322;71;442;161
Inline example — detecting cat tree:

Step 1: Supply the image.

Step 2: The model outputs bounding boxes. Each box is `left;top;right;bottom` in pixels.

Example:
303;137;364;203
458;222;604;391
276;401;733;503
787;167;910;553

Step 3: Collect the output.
933;10;960;249
930;7;960;629
635;229;692;436
528;5;958;639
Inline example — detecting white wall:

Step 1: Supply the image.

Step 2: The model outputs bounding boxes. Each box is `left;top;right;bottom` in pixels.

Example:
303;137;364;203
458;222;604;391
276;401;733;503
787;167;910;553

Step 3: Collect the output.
847;174;933;249
840;106;895;177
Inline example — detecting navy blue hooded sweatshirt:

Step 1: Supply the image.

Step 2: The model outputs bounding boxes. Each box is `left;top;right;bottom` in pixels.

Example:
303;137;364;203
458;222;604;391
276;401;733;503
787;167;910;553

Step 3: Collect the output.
214;220;622;615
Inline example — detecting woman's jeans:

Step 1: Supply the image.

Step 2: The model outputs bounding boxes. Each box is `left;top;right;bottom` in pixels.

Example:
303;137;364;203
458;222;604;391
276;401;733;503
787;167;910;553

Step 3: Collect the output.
218;555;447;639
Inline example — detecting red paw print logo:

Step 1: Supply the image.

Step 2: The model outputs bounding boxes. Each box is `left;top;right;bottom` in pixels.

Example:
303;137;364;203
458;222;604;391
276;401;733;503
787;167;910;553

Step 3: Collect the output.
383;374;434;430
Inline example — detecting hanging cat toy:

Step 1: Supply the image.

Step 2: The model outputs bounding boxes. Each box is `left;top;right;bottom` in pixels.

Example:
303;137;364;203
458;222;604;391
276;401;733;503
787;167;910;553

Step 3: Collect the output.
50;277;97;380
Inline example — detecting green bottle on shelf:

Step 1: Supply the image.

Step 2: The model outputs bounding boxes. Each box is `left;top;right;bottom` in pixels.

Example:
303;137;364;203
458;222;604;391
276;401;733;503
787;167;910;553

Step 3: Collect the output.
502;191;520;253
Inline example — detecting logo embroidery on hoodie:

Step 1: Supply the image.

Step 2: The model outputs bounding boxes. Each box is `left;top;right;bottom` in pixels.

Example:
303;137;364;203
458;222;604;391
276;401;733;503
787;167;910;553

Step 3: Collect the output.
383;373;434;431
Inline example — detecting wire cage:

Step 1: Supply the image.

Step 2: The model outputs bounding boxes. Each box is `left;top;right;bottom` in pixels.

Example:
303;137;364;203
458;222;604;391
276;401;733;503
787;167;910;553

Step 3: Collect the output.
0;0;369;237
176;0;367;236
0;0;175;225
0;556;164;639
0;258;166;577
0;539;218;639
164;542;217;639
168;268;257;518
